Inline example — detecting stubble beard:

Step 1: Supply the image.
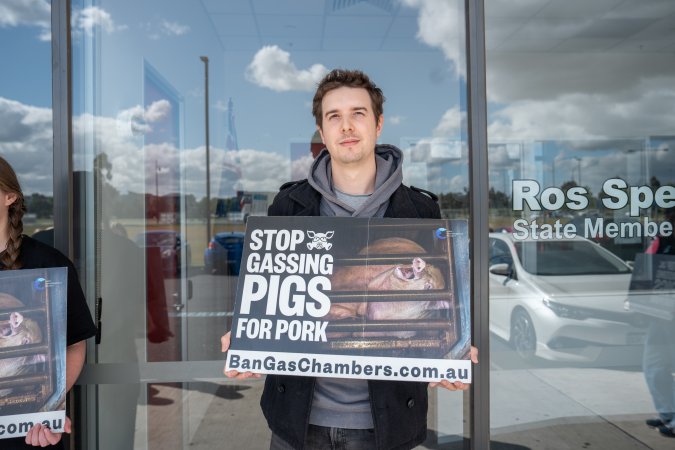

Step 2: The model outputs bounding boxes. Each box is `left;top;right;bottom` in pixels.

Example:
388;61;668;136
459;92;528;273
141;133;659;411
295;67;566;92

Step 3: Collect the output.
335;148;366;166
329;140;375;167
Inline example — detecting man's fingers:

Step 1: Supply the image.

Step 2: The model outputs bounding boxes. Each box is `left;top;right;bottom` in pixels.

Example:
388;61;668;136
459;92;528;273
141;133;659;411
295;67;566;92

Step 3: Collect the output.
38;427;50;447
224;369;261;379
221;333;259;379
43;428;62;446
32;424;43;446
445;380;467;391
430;380;455;390
221;332;231;352
24;420;69;447
429;379;470;391
25;423;38;444
470;346;479;364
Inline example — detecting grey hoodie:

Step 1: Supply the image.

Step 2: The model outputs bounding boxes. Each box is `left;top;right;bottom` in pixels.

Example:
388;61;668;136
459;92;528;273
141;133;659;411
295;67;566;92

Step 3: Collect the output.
306;144;405;429
307;144;404;218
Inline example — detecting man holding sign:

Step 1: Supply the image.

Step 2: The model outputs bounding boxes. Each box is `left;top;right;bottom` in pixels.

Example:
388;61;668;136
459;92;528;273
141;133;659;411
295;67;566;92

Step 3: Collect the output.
222;69;478;450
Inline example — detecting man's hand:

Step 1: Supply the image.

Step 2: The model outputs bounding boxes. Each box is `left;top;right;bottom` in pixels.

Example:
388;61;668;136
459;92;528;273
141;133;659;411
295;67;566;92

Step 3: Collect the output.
25;416;71;446
221;331;261;379
429;346;479;391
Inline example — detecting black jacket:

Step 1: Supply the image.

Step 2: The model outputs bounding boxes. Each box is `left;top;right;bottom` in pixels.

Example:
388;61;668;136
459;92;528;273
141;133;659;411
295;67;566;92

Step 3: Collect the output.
261;179;441;450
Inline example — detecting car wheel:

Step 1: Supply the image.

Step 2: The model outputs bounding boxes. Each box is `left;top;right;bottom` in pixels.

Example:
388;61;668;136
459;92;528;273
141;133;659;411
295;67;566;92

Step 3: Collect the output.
510;309;537;360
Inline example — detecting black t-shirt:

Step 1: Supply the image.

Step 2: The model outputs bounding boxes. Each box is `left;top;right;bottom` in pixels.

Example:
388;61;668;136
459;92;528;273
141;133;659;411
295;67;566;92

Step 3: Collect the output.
1;235;97;450
1;236;98;346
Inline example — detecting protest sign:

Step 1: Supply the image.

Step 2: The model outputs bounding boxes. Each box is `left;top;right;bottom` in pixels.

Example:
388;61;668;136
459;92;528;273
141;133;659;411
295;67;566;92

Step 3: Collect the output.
627;253;675;320
0;268;67;439
226;217;471;383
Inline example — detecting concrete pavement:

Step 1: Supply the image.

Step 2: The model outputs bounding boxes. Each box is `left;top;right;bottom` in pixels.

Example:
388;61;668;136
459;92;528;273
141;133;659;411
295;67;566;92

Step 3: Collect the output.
133;369;673;450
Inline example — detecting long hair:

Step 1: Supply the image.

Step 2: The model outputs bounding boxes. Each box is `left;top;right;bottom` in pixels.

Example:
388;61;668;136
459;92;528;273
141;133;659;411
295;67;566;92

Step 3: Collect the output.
0;157;26;269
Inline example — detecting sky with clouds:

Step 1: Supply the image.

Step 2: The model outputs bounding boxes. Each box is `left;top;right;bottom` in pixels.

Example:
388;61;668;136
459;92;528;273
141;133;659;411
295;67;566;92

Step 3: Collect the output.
483;0;675;196
1;0;674;209
245;46;329;93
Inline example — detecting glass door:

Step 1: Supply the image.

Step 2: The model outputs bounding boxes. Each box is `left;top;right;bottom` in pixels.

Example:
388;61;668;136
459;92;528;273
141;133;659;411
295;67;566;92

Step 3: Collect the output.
70;0;473;448
486;1;675;448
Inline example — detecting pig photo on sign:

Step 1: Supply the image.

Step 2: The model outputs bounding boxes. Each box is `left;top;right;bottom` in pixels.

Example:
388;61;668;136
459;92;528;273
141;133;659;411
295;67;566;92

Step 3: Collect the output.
0;294;46;399
327;237;449;338
306;230;334;250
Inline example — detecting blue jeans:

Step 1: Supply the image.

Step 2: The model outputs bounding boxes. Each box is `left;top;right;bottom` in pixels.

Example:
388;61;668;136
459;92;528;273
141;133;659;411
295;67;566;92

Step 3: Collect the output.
270;425;376;450
643;319;675;427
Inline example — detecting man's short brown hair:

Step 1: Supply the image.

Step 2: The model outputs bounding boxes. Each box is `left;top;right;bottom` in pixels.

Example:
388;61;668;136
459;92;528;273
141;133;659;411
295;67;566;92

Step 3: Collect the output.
312;69;385;128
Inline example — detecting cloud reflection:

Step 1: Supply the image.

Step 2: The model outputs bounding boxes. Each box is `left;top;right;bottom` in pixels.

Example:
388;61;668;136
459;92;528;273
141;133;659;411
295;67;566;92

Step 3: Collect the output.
245;45;328;92
400;0;465;76
73;6;126;34
0;0;50;40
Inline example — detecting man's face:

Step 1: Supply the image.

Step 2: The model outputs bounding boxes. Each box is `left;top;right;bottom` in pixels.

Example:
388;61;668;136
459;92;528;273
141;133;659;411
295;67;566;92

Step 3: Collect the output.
317;86;383;168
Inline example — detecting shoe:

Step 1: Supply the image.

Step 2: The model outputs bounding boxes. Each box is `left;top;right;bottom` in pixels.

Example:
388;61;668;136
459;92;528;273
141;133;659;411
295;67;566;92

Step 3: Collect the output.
658;425;675;438
646;418;665;428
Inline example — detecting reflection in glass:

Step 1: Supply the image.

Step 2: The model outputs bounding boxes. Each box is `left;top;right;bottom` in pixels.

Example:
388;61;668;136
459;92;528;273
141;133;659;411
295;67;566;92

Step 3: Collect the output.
70;0;470;448
514;240;631;276
0;1;54;238
489;233;640;362
487;0;675;447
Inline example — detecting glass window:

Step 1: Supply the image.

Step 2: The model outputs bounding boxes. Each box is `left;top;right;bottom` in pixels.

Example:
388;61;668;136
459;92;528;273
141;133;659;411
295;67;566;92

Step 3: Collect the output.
0;0;54;238
514;241;632;275
487;0;675;447
489;238;511;260
71;0;470;448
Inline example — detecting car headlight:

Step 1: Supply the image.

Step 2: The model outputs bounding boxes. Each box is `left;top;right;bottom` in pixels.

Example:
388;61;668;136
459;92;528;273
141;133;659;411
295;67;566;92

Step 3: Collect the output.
542;298;588;320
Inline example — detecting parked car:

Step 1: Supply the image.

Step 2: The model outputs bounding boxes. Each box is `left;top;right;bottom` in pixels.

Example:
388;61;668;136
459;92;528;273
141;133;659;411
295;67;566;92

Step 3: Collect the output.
204;232;245;275
488;233;646;362
135;230;191;275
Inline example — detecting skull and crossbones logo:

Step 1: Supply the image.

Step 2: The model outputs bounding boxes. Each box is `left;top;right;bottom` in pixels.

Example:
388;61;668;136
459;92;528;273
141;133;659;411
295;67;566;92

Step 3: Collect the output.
306;231;334;250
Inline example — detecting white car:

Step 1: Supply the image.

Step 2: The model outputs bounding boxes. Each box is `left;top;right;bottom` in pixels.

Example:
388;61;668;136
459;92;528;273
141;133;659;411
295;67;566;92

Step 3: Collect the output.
488;233;646;362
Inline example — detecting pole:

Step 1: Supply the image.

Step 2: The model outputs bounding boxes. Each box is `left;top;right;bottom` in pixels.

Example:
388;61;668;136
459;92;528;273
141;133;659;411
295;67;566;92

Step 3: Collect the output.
155;160;159;199
574;157;581;186
200;56;211;244
155;160;159;223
